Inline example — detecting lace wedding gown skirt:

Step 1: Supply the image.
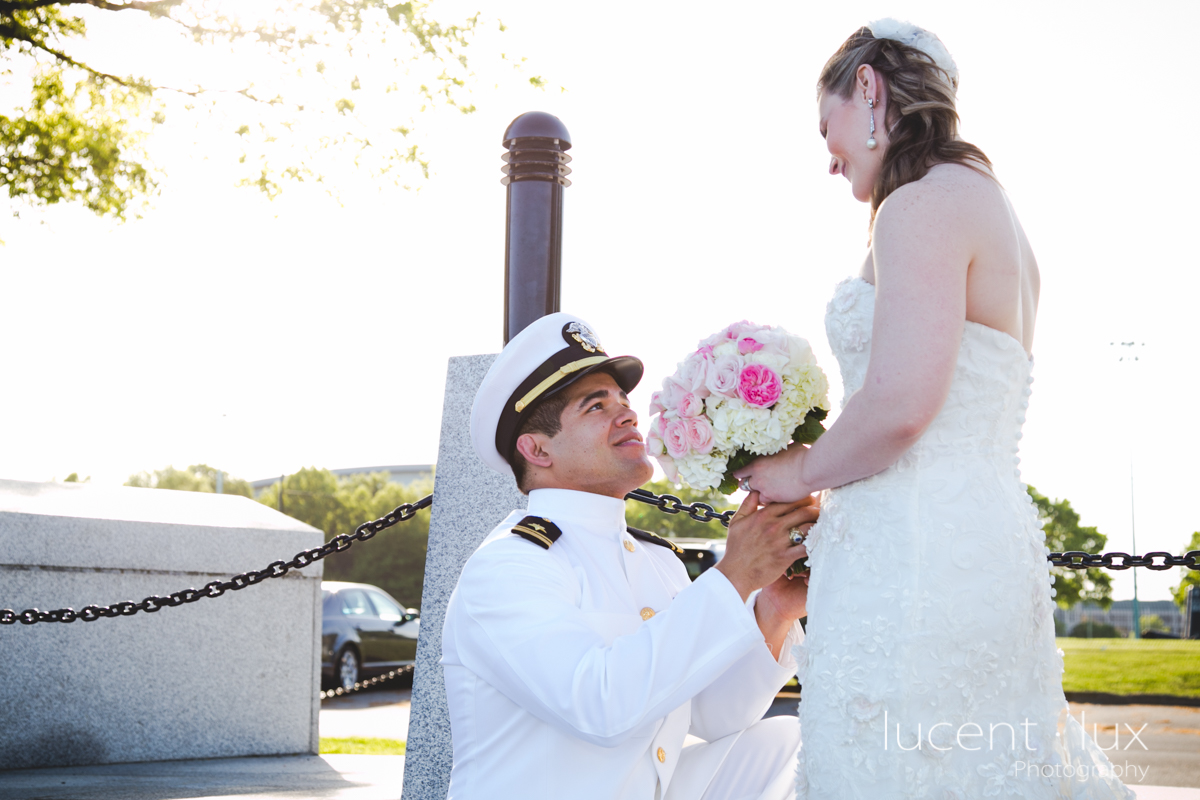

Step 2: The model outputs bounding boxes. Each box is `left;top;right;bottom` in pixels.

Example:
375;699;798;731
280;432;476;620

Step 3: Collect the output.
795;278;1135;799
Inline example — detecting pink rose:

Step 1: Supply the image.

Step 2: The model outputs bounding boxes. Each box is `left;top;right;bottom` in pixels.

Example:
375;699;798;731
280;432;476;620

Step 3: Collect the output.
737;337;764;355
679;392;705;418
664;418;689;459
737;363;783;408
658;453;679;481
648;391;666;416
646;433;665;457
684;417;715;454
696;344;714;358
725;319;759;341
705;354;743;397
659;377;687;411
678;354;711;398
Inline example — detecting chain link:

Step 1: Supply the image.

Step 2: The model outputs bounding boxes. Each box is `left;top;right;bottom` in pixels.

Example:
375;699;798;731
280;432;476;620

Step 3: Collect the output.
1047;550;1199;571
625;489;1200;575
5;489;1198;627
319;664;415;701
0;495;432;626
626;488;735;527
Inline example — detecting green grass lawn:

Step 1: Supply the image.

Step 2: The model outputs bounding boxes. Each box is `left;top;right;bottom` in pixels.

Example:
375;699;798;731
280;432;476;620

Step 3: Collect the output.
319;737;407;755
1058;637;1200;697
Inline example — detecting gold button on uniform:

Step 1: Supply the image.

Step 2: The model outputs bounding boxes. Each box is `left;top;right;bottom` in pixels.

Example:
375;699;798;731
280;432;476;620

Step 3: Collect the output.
623;540;636;552
657;747;666;763
640;607;655;621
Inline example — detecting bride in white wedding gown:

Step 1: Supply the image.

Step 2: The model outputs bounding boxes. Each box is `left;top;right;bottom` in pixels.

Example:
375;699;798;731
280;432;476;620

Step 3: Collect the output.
735;20;1136;799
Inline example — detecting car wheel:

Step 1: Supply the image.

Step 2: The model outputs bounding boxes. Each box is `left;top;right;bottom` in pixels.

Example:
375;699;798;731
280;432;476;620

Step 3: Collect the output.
336;647;360;692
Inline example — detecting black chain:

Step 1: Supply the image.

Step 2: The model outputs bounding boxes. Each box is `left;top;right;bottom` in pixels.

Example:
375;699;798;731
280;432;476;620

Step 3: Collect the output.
626;489;1200;574
0;495;432;626
1048;550;1200;571
5;489;1198;627
626;488;735;527
319;664;414;701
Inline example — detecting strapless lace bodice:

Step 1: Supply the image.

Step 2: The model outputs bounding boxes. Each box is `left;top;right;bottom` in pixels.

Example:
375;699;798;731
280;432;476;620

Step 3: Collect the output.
794;277;1135;800
826;276;1034;468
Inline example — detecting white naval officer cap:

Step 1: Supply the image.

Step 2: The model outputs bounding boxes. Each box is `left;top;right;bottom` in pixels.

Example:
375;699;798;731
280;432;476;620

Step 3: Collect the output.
471;312;644;476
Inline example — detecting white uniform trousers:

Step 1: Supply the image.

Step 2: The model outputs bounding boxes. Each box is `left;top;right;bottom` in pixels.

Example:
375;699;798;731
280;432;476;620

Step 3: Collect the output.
663;715;801;800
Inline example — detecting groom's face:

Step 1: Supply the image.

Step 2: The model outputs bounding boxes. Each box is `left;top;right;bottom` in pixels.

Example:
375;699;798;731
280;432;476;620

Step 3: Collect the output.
533;371;653;499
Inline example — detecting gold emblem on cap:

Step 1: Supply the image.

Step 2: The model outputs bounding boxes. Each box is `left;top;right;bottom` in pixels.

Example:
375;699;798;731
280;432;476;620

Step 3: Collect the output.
640;607;655;620
514;356;608;413
566;321;606;354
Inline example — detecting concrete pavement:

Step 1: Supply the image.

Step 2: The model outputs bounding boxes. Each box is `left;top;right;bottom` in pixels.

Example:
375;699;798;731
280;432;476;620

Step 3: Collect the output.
0;755;405;800
319;688;412;741
2;687;1197;799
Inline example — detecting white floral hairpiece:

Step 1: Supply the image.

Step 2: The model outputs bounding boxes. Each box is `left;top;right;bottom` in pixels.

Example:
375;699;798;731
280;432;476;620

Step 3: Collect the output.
867;18;959;89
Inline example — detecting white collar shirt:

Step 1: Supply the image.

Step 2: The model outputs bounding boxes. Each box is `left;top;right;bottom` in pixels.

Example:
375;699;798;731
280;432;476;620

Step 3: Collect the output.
441;488;803;800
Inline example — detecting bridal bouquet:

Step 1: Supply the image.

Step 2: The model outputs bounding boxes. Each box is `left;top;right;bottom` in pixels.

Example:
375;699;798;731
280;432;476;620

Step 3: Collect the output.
646;320;830;495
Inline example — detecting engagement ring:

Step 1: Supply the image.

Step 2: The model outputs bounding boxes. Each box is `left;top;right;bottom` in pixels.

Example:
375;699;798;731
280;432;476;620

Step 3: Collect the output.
739;477;752;492
788;527;807;546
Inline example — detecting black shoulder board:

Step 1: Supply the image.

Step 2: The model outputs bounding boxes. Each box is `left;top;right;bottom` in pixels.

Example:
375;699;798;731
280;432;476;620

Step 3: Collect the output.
627;526;683;555
511;516;562;550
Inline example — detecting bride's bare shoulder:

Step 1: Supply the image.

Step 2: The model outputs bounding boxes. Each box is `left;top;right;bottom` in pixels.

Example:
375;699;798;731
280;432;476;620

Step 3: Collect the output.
873;163;1003;240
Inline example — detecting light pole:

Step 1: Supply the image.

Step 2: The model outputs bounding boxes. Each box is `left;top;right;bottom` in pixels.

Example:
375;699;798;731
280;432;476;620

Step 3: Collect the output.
1111;341;1145;638
500;111;571;344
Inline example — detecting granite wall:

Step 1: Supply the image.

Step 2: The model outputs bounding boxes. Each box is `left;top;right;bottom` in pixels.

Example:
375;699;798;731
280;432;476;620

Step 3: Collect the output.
0;479;324;770
401;354;526;800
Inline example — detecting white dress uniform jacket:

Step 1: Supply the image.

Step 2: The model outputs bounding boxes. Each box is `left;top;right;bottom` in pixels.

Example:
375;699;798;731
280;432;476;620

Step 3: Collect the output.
441;488;804;800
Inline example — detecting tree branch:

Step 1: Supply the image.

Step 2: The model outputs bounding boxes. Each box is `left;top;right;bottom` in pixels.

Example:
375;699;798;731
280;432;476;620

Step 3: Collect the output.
0;0;182;13
0;20;143;88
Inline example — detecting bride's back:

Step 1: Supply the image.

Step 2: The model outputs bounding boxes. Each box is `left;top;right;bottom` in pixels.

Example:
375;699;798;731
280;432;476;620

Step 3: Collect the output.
864;162;1040;356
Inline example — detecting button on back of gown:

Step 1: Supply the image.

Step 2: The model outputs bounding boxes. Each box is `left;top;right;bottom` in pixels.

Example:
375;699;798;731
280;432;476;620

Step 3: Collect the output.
794;277;1135;799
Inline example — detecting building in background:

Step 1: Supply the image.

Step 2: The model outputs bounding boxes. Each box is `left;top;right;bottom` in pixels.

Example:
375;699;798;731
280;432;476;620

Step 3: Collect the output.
249;465;434;497
1054;599;1185;638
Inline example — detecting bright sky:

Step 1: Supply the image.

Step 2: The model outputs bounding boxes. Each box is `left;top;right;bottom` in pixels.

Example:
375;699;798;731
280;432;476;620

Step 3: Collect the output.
1;1;1196;602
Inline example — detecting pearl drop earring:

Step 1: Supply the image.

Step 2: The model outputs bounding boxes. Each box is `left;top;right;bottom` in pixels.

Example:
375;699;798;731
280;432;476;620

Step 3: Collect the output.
866;98;878;150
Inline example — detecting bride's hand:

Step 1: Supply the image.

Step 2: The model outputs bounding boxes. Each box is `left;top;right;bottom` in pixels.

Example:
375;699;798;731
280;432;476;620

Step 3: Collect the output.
733;445;811;505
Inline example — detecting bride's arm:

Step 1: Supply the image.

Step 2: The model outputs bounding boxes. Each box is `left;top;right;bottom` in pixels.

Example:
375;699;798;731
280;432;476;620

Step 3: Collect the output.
736;182;973;503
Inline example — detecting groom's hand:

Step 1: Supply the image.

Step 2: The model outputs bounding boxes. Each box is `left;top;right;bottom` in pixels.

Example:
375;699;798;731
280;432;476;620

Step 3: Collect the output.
760;568;810;622
757;569;810;662
716;491;818;602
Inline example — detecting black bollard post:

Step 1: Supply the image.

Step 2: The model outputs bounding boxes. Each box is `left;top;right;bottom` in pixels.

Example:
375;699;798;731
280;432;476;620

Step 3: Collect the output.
501;111;572;344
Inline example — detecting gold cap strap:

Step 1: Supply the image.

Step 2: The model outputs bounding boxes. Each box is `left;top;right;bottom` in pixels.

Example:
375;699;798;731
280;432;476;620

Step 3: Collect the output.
514;356;609;413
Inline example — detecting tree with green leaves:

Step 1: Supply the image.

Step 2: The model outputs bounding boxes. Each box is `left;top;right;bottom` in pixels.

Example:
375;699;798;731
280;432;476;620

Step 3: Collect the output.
625;478;735;540
1027;485;1114;610
125;463;252;497
1170;531;1200;609
254;466;341;530
256;467;432;606
1;1;533;219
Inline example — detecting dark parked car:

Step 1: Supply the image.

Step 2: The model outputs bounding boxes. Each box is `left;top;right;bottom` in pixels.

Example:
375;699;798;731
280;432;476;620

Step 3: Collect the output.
321;581;419;691
671;538;727;581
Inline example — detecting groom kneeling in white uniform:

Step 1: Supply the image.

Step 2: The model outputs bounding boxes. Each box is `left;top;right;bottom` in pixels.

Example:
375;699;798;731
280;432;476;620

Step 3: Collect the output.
441;313;816;800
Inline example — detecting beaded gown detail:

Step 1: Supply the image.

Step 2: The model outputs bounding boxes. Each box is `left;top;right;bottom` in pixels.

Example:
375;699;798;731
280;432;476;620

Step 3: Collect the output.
794;277;1135;799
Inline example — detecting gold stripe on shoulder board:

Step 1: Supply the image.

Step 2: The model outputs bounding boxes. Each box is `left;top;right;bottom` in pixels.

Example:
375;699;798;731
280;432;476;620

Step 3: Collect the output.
512;525;553;548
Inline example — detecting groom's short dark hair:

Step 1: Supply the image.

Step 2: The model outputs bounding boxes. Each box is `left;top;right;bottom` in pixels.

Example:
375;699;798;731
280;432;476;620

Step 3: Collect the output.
508;392;571;494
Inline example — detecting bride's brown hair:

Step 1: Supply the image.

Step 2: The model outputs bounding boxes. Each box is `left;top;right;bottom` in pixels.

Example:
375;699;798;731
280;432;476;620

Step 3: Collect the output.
818;27;993;224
